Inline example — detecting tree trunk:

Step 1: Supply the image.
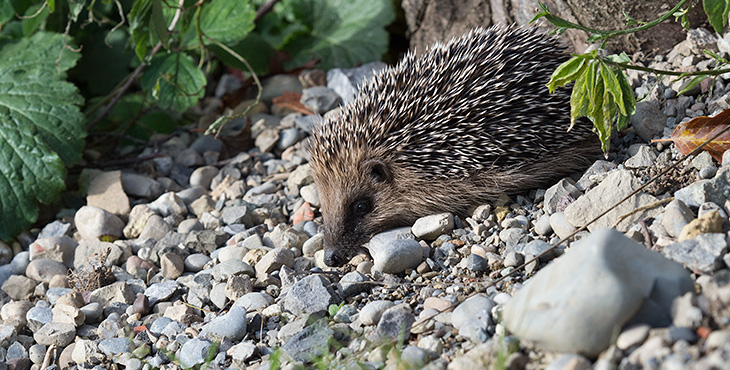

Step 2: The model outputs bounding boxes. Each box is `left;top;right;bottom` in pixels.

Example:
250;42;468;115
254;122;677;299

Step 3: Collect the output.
402;0;709;55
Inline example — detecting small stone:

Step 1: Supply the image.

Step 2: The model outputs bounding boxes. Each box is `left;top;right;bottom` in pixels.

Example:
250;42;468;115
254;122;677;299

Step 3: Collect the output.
184;253;211;272
123;205;156;239
33;323;76;346
86;170;131;217
52;304;86;327
374;305;415;341
89;281;136;306
212;259;255;281
178;218;204;233
678;210;723;241
148;192;188;217
503;251;524;267
360;300;395;326
699;166;718;179
369;239;423;274
233;292;273;311
121;172;164;200
452;295;493;342
256;248;294;280
138;214;172;241
300;86;342;114
178;338;213;368
411;213;454;240
549;212;576;240
564;170;662;232
221;206;252;226
465;253;488;272
545;354;591;370
160;252;185;279
80;302;102;324
544;178;581;214
664;233;727;273
1;275;37;300
74;206;125;240
534;214;553;236
616;324;651;350
26;306;53;332
29;236;76;268
1;300;33;327
199;306;247;341
144;281;179;306
662;199;694;239
299;184;321;208
624;145;658;168
189;166;219;190
25;258;67;283
283;275;339;316
98;337;132;356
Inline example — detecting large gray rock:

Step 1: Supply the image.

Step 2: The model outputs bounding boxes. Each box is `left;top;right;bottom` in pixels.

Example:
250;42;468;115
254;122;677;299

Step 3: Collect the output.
504;228;693;358
564;170;663;232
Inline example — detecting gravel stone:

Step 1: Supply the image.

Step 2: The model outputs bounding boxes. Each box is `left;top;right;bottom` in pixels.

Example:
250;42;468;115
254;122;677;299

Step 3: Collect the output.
412;213;455;240
74;206;125;240
663;233;728;273
369;239;423;274
33;323;75;346
283;275;339;315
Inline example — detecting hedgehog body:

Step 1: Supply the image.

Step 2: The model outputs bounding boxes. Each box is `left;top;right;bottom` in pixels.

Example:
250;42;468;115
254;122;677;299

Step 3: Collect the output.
309;25;598;266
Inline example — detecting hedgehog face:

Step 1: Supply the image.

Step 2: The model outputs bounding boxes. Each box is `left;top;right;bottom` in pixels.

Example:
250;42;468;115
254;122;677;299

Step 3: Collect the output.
315;158;397;266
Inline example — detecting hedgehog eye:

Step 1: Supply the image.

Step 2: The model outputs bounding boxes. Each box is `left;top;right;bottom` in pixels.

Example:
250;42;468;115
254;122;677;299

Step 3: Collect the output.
352;198;372;217
365;159;391;183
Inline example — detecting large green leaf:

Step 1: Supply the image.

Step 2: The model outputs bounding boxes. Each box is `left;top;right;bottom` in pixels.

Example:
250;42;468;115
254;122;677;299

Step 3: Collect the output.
199;0;256;44
279;0;395;69
703;0;730;33
0;32;85;240
140;52;207;112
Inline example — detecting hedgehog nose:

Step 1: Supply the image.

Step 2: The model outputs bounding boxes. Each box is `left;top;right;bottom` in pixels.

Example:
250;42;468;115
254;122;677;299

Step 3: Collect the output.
323;248;344;267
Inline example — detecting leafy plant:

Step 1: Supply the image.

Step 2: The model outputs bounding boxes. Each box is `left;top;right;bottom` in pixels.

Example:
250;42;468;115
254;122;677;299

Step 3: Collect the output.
0;32;84;240
534;0;730;153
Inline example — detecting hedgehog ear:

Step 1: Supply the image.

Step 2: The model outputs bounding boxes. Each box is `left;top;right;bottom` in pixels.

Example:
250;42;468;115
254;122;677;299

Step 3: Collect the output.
364;159;392;184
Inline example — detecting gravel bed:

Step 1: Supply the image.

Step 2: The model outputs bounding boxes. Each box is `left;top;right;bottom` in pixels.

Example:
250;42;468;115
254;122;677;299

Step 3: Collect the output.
0;27;730;370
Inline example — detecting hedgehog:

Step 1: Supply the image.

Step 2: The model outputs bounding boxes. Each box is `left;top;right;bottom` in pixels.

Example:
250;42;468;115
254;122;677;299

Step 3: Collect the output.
309;25;598;267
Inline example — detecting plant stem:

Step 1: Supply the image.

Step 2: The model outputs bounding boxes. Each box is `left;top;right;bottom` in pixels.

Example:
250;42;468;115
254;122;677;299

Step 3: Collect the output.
606;59;730;77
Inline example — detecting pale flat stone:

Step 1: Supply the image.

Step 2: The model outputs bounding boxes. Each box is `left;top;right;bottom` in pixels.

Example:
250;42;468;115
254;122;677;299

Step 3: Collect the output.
86;170;130;217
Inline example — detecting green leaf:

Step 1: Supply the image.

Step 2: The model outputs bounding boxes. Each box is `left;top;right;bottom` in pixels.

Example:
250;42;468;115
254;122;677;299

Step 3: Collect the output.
0;32;85;240
279;0;395;69
678;75;709;95
150;0;170;46
599;61;625;115
547;56;586;92
140;52;207;111
199;0;255;44
703;0;730;33
21;3;49;36
0;0;15;24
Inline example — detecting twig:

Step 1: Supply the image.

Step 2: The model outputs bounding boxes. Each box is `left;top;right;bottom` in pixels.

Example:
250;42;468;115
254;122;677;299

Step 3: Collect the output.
612;197;674;228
